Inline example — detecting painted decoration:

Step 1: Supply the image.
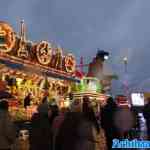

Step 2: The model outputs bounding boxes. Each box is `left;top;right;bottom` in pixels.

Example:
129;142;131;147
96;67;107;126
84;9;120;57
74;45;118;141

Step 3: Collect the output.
36;41;51;65
0;21;16;52
65;54;76;73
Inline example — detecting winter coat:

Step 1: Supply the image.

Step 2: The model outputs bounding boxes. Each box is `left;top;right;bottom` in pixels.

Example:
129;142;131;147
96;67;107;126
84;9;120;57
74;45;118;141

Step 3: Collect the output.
143;103;150;139
0;110;16;149
51;113;65;150
55;112;107;150
30;113;51;150
76;120;107;150
24;96;31;108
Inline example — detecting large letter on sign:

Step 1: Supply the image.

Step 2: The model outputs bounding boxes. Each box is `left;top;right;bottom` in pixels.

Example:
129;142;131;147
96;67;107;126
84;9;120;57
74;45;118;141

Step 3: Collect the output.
65;54;76;73
0;21;16;52
36;41;52;65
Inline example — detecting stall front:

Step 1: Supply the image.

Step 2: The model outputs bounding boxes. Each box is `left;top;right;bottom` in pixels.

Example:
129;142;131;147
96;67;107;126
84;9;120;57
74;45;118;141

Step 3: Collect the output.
71;77;108;113
0;21;79;120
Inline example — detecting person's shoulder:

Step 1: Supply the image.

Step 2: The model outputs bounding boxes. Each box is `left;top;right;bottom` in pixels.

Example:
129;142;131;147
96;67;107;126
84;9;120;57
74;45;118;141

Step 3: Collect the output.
66;111;81;116
31;113;40;121
143;103;150;110
1;110;11;119
64;112;83;123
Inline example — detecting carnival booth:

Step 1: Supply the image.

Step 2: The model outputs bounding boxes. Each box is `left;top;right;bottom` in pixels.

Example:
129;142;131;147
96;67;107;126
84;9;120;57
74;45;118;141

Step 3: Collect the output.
71;49;117;112
0;21;79;120
71;77;108;112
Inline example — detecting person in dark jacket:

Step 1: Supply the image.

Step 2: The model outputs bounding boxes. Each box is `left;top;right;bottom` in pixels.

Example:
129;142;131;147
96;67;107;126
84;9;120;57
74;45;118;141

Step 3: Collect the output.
30;103;51;150
54;111;83;150
143;98;150;140
49;105;59;125
48;104;59;150
24;93;32;108
101;97;118;150
55;96;107;150
0;100;16;150
76;98;107;150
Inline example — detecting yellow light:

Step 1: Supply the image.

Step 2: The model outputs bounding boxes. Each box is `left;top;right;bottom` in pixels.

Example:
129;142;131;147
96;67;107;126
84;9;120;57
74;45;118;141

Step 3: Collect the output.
17;78;23;85
64;101;70;107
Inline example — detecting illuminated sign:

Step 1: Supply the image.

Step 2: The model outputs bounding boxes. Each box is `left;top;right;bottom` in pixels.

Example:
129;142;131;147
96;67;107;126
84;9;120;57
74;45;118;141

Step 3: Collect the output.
74;77;102;92
65;54;76;73
0;21;77;76
131;93;144;106
0;21;15;52
36;41;51;65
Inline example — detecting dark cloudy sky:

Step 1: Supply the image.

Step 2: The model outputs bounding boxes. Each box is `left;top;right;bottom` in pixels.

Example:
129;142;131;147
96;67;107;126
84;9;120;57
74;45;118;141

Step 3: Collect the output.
1;0;150;94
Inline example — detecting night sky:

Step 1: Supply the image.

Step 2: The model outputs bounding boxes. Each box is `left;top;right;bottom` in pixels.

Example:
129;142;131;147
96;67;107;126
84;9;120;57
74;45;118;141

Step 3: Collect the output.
0;0;150;94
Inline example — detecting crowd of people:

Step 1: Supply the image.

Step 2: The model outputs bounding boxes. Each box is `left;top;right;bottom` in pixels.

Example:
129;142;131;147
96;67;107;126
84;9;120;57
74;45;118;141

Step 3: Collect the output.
1;94;150;150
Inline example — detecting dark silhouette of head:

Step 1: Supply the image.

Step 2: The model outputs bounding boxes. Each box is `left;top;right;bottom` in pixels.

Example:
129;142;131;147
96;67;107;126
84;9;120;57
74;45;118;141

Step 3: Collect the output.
27;93;32;98
107;97;117;108
0;100;9;111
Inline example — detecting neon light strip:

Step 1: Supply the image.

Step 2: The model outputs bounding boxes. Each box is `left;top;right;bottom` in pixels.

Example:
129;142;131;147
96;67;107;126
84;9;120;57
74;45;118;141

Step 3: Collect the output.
0;54;80;82
0;53;70;75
